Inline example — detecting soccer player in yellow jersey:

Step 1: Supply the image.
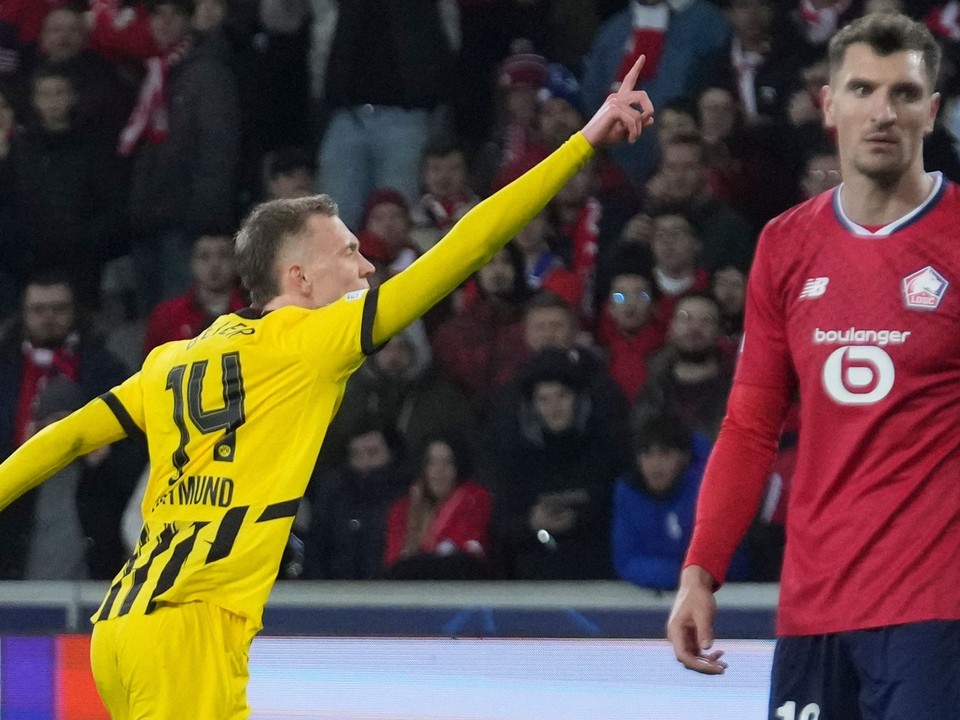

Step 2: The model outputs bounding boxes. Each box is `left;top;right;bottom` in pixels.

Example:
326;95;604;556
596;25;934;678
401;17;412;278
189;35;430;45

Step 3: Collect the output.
0;58;654;718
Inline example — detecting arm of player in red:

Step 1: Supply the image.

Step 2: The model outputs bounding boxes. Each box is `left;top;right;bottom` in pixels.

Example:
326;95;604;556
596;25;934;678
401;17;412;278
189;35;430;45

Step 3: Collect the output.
371;57;654;345
666;381;790;674
0;398;129;512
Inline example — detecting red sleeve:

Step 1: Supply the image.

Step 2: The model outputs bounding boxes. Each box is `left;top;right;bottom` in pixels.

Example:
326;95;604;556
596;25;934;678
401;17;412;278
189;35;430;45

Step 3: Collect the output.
383;495;409;567
684;225;796;585
684;382;790;585
142;307;167;357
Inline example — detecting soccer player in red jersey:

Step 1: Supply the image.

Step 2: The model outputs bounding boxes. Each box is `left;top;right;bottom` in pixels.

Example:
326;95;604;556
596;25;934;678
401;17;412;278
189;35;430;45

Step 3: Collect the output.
668;13;960;720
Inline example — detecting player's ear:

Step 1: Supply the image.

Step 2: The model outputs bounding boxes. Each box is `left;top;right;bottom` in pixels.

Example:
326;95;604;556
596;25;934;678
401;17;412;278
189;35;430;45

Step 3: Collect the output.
822;85;835;129
925;92;940;135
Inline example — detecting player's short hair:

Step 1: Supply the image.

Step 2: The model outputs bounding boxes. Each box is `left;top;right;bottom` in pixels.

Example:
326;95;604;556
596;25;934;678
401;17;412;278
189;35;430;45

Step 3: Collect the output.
235;195;338;307
828;12;941;90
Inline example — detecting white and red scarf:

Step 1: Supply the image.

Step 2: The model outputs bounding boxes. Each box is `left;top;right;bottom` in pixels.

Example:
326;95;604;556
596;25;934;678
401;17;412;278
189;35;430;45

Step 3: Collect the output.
118;37;192;156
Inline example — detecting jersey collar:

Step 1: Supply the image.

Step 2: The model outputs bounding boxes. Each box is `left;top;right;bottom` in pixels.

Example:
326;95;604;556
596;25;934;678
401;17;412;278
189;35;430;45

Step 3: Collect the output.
832;171;945;237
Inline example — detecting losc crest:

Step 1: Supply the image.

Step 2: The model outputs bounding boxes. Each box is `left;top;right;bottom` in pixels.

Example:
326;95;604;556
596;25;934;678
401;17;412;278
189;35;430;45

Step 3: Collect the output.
902;266;948;311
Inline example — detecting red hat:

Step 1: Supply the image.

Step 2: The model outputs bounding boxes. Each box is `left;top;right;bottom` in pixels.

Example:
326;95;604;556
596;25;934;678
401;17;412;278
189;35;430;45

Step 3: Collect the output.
361;187;410;228
497;39;548;90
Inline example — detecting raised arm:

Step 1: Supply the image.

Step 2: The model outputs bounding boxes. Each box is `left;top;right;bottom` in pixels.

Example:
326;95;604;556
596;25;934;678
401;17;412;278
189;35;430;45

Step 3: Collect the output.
0;397;130;512
371;56;654;345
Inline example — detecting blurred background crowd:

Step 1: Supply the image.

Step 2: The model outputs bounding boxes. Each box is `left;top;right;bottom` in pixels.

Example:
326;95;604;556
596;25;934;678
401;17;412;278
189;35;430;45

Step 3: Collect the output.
0;0;957;588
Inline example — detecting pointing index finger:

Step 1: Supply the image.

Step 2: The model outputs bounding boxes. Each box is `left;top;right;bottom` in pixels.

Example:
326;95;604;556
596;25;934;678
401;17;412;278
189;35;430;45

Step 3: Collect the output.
618;54;646;95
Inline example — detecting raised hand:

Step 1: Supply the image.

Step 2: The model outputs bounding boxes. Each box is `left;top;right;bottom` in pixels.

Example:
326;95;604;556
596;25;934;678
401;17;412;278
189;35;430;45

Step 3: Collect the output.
581;55;655;148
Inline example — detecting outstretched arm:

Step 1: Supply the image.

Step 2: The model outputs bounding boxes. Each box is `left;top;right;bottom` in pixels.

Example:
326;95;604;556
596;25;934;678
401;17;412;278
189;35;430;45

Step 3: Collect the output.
0;398;129;512
371;56;655;345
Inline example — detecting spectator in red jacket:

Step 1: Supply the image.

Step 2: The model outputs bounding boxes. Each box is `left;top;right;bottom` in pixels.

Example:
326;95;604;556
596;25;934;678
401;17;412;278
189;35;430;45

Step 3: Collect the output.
384;433;491;579
142;233;245;354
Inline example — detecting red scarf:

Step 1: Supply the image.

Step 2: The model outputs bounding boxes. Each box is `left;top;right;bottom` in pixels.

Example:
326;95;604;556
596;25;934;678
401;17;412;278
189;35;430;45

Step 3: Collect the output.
118;37;192;156
614;2;669;91
15;337;79;447
798;0;851;44
927;2;960;41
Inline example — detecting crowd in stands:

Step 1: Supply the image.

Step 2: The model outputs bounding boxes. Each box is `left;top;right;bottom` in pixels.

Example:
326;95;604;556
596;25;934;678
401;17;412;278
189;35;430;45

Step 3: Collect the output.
1;0;958;588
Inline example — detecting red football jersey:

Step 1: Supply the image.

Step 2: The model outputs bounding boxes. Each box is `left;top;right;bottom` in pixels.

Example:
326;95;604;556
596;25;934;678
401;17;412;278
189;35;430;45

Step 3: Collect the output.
737;173;960;635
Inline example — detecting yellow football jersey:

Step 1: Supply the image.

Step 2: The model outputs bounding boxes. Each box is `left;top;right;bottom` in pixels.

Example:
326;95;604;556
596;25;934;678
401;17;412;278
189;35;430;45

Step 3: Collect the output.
0;132;592;637
93;291;378;631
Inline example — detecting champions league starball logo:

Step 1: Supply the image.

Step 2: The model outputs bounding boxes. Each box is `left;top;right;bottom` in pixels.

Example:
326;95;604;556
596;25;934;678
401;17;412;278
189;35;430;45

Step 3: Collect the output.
902;266;949;311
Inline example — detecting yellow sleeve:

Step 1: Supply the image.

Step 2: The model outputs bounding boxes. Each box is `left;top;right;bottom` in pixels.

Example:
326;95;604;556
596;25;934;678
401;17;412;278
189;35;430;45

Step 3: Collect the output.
0;397;130;512
372;133;595;345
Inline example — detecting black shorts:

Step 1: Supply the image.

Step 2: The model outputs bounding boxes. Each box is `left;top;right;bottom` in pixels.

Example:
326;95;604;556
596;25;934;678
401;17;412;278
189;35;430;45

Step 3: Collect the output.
769;620;960;720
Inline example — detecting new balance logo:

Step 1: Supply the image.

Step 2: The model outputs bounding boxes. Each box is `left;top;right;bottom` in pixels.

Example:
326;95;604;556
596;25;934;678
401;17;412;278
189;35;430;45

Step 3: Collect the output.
800;277;829;299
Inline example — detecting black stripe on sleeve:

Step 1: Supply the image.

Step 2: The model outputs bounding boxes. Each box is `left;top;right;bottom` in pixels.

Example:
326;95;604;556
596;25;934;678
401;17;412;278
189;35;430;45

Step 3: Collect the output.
99;392;144;441
360;286;385;356
256;498;301;523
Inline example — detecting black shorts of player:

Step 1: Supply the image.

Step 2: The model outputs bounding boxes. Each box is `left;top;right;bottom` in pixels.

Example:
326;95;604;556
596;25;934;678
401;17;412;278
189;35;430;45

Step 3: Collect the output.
769;620;960;720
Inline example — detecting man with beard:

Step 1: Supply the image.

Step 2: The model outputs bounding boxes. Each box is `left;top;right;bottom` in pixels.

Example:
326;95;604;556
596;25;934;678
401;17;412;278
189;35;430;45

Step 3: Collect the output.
632;292;731;440
0;270;143;578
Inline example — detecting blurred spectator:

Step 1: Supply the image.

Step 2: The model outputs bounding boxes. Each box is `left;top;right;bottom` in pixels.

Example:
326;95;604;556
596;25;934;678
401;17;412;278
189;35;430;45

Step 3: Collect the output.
20;374;91;579
0;0;69;81
431;244;529;409
489;348;627;579
644;133;756;271
612;414;749;589
746;440;797;581
711;0;800;127
318;320;475;473
475;40;548;195
38;6;136;142
798;142;842;200
126;0;240;314
598;264;667;401
384;433;492;579
0;81;21;315
316;0;456;230
410;137;479;251
784;0;863;54
633;293;733;440
357;188;422;282
261;145;315;201
512;210;564;291
696;84;794;229
649;212;711;322
0;270;144;579
711;264;747;353
142;234;245;355
581;0;732;185
6;62;126;305
304;420;408;579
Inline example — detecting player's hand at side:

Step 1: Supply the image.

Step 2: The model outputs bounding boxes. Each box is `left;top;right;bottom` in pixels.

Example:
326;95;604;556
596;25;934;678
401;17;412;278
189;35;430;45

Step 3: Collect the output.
667;565;728;675
581;55;655;148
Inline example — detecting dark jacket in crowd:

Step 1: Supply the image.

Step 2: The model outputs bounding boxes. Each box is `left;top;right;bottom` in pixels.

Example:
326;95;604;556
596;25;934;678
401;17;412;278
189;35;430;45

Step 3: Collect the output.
324;0;455;111
129;29;239;235
0;325;145;580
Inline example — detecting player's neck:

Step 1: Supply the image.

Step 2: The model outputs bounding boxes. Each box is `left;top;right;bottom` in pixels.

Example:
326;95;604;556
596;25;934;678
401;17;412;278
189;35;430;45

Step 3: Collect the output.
837;167;934;227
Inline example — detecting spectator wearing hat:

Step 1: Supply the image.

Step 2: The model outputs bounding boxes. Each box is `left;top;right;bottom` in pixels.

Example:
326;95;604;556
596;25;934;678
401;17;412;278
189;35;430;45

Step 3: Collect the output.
475;39;548;195
488;347;628;579
356;188;423;285
316;0;456;231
